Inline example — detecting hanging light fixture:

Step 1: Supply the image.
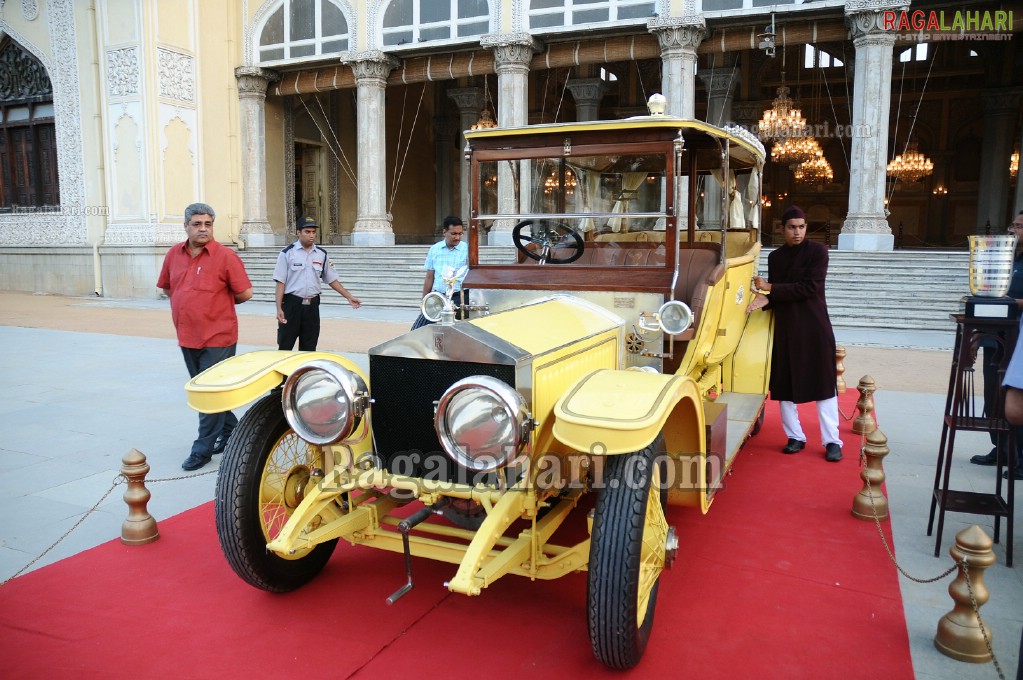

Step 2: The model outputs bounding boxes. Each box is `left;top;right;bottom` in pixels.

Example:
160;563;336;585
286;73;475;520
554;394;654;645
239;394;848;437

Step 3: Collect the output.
771;136;820;166
886;141;934;183
757;85;807;143
1011;150;1019;179
543;169;576;195
793;150;834;185
471;108;497;130
472;75;498;130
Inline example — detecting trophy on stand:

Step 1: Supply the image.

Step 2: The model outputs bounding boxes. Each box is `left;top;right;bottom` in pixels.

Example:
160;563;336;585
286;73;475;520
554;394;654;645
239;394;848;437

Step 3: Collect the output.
966;234;1019;319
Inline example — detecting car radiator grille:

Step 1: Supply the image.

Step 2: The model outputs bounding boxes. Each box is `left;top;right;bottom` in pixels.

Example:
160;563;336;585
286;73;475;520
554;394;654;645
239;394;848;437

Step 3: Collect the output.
369;355;516;481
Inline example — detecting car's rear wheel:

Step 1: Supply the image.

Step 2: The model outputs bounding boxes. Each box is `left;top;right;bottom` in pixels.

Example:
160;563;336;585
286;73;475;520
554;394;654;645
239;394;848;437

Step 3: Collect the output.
587;436;670;669
215;392;337;592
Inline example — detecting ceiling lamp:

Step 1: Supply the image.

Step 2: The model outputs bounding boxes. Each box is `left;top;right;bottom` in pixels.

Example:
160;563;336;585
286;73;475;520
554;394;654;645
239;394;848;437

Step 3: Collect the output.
886;141;933;183
471;107;497;130
771;136;820;166
543;169;576;195
1011;150;1019;179
757;86;807;143
793;150;834;185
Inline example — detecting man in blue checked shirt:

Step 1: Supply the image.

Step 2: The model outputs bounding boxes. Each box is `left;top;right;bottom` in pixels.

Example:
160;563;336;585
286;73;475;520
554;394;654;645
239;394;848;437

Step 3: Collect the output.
411;216;468;330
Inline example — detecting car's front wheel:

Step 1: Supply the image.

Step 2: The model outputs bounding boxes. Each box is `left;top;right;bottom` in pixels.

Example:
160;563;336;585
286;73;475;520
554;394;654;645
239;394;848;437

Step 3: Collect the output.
587;436;671;669
215;392;338;592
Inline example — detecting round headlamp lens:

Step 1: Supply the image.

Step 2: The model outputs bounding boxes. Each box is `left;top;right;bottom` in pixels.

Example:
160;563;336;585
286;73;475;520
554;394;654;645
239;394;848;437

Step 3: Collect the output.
658;300;693;335
435;376;529;472
283;361;366;445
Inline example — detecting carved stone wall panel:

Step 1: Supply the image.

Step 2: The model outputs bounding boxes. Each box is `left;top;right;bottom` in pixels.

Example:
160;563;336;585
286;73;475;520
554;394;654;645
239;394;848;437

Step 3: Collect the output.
157;48;195;103
158;104;197;218
162;117;196;221
112;112;144;218
0;0;89;245
106;47;139;98
0;39;52;100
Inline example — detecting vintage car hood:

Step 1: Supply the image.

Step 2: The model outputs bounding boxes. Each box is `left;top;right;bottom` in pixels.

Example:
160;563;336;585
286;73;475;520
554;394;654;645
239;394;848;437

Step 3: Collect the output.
369;295;622;363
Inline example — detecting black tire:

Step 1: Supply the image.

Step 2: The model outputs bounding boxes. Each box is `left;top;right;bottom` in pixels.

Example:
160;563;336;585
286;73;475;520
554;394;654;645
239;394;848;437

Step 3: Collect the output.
215;392;338;592
587;436;670;669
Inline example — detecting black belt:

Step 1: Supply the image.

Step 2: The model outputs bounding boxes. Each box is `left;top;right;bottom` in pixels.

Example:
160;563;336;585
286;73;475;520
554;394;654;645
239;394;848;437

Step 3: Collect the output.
286;293;319;305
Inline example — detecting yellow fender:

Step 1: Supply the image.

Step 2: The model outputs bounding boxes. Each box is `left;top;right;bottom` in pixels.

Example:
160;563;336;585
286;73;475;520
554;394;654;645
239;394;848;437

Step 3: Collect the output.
185;350;368;414
552;369;705;457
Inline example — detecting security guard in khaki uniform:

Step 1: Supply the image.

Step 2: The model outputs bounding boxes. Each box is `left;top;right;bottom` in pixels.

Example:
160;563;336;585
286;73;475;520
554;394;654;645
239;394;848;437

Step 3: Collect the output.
273;216;361;351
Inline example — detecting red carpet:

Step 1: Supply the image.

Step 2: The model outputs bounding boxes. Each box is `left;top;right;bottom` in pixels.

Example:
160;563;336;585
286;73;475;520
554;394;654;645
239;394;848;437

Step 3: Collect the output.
0;390;912;679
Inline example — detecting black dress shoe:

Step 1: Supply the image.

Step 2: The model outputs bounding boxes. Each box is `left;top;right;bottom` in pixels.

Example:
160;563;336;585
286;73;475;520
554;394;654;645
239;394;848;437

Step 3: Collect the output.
212;436;227;455
825;443;843;462
782;438;806;454
181;453;212;471
970;448;998;466
1002;466;1023;480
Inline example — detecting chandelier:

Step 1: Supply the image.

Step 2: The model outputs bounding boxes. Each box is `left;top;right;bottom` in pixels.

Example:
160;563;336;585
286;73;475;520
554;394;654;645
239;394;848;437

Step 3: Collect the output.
544;169;576;195
757;86;807;143
793;150;834;185
471;107;497;130
771;136;820;166
1012;150;1019;179
886;141;933;183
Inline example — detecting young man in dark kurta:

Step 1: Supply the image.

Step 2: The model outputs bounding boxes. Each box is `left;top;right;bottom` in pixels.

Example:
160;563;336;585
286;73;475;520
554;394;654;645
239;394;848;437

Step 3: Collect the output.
751;205;843;462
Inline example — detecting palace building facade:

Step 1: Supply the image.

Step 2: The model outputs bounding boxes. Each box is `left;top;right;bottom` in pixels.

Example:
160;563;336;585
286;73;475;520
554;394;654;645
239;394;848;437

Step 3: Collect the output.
0;0;1020;297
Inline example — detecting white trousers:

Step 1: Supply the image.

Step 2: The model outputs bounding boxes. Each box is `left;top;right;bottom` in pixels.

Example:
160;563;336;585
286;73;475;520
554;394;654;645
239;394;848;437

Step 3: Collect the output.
779;396;842;447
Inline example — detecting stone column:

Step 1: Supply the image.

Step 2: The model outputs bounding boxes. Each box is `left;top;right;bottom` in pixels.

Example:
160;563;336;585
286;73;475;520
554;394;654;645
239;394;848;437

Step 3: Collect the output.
700;65;740;229
434;116;459;232
566;78;608;122
480;34;540;245
648;17;706;119
448;86;485;227
976;89;1021;232
838;1;908;251
235;67;281;247
349;52;399;246
649;17;706;232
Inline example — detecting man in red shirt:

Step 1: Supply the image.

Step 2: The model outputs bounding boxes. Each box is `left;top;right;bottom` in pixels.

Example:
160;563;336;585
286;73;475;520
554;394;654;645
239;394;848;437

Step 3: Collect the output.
157;202;253;470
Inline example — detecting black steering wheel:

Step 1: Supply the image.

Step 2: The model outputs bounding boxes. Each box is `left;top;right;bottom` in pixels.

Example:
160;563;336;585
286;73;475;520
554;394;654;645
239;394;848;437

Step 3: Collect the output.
512;220;585;265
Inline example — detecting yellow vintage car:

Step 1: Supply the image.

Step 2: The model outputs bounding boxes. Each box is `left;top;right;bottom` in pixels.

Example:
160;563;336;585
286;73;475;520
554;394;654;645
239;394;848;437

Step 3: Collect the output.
186;98;773;670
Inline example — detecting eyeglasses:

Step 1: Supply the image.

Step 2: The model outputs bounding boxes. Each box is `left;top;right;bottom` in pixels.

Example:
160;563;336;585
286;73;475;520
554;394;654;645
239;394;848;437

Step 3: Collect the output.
1009;223;1023;232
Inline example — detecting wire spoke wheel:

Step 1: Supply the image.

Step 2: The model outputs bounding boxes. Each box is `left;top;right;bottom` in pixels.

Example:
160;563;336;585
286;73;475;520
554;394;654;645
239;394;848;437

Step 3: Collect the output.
587;435;670;669
215;393;338;592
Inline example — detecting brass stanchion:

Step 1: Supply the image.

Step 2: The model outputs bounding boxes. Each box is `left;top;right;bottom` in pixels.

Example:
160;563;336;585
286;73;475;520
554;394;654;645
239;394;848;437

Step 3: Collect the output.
120;449;159;545
852;375;877;435
835;345;847;393
934;525;996;663
852;428;889;520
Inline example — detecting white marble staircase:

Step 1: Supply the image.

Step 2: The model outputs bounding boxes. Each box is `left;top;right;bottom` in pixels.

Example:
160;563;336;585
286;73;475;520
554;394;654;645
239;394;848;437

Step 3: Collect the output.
237;245;971;346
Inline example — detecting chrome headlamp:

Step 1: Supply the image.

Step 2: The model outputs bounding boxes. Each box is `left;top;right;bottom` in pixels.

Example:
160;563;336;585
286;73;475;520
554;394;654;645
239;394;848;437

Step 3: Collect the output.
420;291;448;323
282;361;369;445
638;300;694;336
434;375;532;472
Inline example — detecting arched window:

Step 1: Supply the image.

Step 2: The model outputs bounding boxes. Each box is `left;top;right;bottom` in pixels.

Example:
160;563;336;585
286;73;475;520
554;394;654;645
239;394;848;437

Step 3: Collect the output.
529;0;655;30
257;0;350;63
382;0;490;47
0;38;57;210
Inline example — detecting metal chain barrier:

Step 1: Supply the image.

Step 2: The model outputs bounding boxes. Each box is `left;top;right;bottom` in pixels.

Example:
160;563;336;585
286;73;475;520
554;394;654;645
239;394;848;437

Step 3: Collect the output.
857;422;1006;679
0;467;217;588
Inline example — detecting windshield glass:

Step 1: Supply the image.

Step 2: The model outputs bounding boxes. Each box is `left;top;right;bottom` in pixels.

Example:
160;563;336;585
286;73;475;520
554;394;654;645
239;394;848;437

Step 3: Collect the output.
477;151;669;267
